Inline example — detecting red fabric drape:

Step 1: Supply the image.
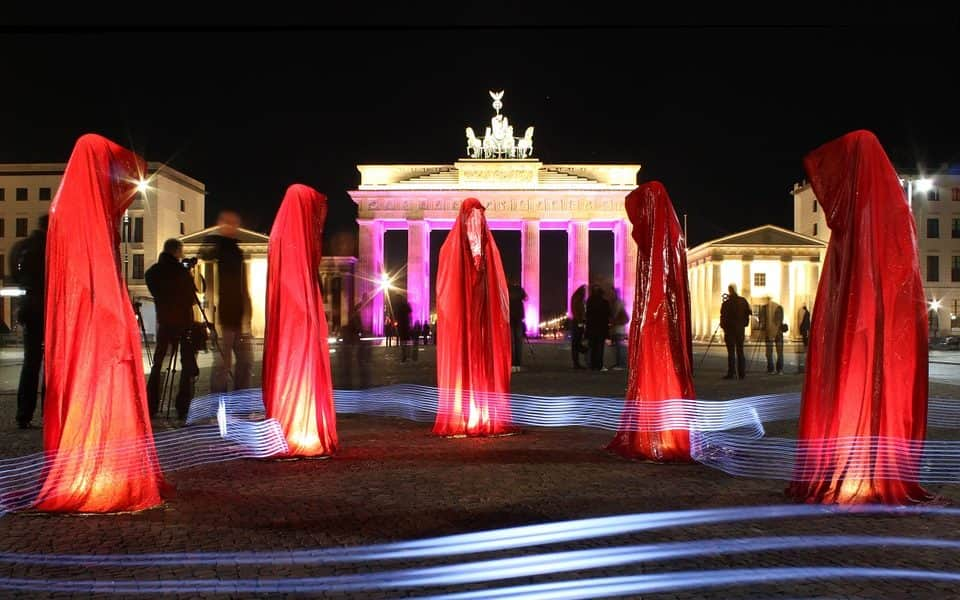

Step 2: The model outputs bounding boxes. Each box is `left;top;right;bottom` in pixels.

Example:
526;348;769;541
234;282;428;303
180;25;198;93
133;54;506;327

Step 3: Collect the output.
434;198;513;436
787;130;931;504
262;184;338;457
35;134;164;513
607;182;694;461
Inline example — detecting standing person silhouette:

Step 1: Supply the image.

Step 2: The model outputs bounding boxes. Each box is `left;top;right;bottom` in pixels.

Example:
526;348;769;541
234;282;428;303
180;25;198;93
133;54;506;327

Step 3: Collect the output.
720;284;752;380
10;215;47;429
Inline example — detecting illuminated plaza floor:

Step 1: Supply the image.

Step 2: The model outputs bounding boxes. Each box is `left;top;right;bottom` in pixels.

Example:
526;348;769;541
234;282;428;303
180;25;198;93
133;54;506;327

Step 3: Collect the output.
0;341;958;598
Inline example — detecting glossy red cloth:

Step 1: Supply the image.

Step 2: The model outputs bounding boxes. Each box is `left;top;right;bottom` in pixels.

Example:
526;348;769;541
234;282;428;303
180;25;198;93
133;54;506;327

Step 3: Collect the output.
262;184;338;457
788;130;931;504
434;198;513;436
35;134;163;513
607;182;694;461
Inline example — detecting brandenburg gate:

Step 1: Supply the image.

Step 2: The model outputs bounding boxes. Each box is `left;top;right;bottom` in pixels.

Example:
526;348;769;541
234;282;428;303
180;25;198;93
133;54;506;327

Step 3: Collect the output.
348;91;640;336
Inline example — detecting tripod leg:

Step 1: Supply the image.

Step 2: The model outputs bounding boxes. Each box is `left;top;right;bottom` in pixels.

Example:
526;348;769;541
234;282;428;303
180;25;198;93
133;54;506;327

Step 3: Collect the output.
163;342;179;419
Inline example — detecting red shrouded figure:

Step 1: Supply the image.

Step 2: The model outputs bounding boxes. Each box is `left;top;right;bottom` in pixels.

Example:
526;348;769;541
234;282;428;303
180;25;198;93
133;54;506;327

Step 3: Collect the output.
35;134;164;513
787;130;931;505
262;184;338;458
434;198;513;436
607;182;694;462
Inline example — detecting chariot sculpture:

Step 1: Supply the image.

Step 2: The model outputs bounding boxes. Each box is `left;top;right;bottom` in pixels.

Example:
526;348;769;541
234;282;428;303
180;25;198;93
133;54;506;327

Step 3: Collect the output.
466;91;534;159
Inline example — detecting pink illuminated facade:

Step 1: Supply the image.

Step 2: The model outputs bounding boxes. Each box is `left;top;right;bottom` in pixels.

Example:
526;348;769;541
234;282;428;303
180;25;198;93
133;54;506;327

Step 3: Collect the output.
349;161;641;336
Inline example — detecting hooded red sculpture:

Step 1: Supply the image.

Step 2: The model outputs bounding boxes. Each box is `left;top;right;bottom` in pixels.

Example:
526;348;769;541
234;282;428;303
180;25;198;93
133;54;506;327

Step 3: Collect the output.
607;182;694;461
788;130;931;505
35;134;164;513
262;184;338;457
434;198;513;436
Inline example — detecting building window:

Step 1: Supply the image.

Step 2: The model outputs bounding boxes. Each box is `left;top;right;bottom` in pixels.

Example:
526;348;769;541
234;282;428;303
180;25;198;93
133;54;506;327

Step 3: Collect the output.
39;187;51;201
132;254;145;279
928;218;940;238
812;200;817;213
0;218;5;238
753;273;766;287
180;222;185;235
179;198;185;212
953;256;960;282
0;188;5;201
15;188;27;201
953;188;960;202
953;218;960;239
15;218;27;237
928;255;940;282
929;188;940;202
0;255;4;279
133;217;143;243
813;223;818;237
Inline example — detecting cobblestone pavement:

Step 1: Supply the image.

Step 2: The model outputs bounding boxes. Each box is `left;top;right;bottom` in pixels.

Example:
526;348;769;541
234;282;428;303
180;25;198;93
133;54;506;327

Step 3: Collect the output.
0;341;959;598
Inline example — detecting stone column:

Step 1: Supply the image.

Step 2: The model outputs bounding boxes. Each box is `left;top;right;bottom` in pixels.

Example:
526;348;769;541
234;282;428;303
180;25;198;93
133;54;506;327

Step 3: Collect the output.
741;255;754;338
407;219;431;327
521;219;540;336
339;271;350;330
567;220;590;315
357;219;384;336
615;218;638;324
780;257;792;338
710;257;722;338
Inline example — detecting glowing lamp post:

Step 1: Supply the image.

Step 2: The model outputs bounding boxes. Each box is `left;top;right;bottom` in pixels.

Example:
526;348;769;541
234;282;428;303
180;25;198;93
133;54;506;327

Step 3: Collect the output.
900;176;934;209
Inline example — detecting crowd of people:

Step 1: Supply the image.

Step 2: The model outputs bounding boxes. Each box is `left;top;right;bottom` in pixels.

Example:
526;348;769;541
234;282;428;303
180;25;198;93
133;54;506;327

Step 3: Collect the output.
566;283;630;371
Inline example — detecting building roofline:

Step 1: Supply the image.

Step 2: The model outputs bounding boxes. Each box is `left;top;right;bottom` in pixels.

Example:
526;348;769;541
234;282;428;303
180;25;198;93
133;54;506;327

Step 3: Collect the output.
688;224;827;255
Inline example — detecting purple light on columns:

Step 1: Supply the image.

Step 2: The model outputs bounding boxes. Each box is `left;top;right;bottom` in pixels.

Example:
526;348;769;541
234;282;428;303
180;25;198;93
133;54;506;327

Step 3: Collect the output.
407;220;430;326
521;220;540;337
357;219;385;336
567;221;589;316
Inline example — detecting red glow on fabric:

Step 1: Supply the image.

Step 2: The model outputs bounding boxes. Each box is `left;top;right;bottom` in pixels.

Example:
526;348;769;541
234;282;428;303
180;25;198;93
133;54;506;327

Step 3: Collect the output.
262;184;338;457
788;130;931;505
434;198;514;436
607;182;694;462
35;134;164;513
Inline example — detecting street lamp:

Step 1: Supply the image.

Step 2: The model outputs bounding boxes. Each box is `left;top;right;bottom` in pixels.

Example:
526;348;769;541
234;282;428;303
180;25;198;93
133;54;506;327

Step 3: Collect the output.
900;176;935;209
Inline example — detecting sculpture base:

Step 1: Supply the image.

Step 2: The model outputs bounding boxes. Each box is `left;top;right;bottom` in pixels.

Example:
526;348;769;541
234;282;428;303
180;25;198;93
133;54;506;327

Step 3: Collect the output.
20;501;168;517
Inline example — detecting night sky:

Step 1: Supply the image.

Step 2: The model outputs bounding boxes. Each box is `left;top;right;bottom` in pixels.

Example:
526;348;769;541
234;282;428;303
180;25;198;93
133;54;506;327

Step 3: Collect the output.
2;16;958;317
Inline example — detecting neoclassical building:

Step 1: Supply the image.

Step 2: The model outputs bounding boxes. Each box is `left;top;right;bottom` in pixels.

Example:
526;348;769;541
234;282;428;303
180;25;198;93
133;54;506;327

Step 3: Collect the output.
175;226;355;339
686;225;826;341
348;91;640;336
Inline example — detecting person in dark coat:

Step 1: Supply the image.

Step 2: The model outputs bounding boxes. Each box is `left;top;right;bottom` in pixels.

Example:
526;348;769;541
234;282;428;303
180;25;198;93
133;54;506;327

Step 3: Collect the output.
585;284;611;371
198;210;253;392
508;280;528;371
395;296;412;362
339;303;364;389
9;215;47;429
145;238;200;420
569;284;588;369
720;283;752;379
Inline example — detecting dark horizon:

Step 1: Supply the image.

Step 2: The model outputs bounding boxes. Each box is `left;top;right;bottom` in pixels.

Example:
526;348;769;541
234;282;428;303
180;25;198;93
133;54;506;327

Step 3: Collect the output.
2;23;958;315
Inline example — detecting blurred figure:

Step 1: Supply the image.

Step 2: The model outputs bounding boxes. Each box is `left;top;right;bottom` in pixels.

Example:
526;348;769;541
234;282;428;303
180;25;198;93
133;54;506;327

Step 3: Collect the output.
798;304;811;374
569;284;588;369
9;215;47;429
608;287;629;371
758;294;784;374
200;210;253;391
799;304;811;347
508;279;527;372
585;284;611;371
339;303;363;389
144;239;200;421
412;319;420;362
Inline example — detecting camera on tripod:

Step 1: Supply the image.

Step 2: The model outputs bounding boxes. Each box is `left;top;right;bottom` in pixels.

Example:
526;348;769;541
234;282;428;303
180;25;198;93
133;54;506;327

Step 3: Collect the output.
181;256;199;269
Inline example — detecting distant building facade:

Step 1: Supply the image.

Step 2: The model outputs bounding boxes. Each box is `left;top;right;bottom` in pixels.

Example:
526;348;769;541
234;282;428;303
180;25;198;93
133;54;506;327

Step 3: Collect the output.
687;225;826;341
0;162;205;329
793;166;960;336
